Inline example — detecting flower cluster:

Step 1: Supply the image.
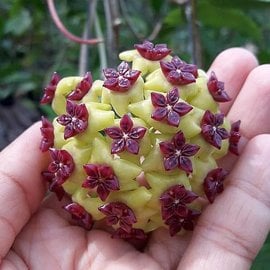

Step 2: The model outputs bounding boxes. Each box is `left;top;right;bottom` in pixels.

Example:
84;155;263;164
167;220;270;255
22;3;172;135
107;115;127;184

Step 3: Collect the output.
39;40;241;241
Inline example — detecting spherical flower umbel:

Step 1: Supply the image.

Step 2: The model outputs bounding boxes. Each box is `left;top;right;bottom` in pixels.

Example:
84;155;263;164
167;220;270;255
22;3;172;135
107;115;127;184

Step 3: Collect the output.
105;114;147;155
159;131;200;173
39;41;241;241
151;87;193;127
103;61;141;92
134;40;171;61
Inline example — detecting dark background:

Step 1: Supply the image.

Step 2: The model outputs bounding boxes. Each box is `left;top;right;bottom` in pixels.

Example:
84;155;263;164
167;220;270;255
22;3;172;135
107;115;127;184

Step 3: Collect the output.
0;1;270;267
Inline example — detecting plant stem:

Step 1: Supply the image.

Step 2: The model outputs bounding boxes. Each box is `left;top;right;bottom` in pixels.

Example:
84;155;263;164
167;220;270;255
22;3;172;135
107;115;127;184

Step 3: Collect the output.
185;0;202;67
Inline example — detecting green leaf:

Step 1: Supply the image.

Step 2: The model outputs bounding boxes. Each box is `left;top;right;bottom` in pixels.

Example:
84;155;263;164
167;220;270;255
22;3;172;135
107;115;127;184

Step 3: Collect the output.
163;8;184;27
197;1;262;41
207;0;270;9
4;8;32;36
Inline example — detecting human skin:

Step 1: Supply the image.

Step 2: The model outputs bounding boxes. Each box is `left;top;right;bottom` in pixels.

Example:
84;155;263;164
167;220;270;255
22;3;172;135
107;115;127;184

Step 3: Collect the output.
0;48;270;270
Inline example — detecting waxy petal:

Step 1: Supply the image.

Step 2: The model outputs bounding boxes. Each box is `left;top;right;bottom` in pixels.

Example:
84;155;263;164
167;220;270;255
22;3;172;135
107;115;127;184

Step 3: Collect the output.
134;40;171;61
99;202;137;233
201;110;229;149
151;107;169;121
151;92;167;107
57;101;89;139
40;72;61;104
103;62;140;92
105;127;123;139
173;102;193;116
82;164;120;201
160;56;198;85
106;114;146;155
166;87;179;105
111;138;126;154
67;72;93;100
126;139;140;154
64;202;93;230
40;116;54;152
207;71;231;102
167;110;180;127
229;120;241;155
203;167;228;203
128;127;147;140
120;114;133;133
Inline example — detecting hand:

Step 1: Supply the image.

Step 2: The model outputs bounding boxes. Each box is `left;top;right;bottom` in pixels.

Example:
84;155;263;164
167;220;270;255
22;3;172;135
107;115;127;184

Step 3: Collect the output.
1;48;270;270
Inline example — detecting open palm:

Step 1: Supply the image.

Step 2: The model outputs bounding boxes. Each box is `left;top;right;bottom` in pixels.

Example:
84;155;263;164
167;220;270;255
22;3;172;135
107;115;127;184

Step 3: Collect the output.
1;48;270;270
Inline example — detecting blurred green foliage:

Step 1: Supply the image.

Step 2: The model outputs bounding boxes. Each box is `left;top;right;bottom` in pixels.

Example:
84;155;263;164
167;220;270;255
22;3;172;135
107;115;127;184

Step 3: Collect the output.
0;0;269;267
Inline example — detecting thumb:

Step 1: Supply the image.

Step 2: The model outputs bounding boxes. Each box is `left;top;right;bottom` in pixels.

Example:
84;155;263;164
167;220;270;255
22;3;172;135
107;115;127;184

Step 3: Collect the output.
0;122;48;262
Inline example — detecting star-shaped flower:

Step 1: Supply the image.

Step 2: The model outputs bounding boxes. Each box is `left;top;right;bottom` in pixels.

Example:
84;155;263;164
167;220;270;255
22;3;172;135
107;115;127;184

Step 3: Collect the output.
159;131;200;173
57;100;89;139
160;184;199;221
82;164;120;201
203;167;228;203
42;170;66;201
160;56;198;85
207;71;231;102
200;110;229;149
151;87;193;127
229;120;241;155
103;61;141;92
98;202;137;233
40;116;54;152
67;71;93;100
40;72;61;104
45;148;75;186
105;114;147;155
165;209;201;236
64;202;93;230
134;40;171;61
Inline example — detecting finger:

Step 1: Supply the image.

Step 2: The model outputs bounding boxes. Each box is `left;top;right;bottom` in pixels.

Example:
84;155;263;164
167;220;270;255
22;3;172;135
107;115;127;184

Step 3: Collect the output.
220;64;270;169
145;228;192;270
0;122;48;261
178;134;270;270
207;47;258;114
